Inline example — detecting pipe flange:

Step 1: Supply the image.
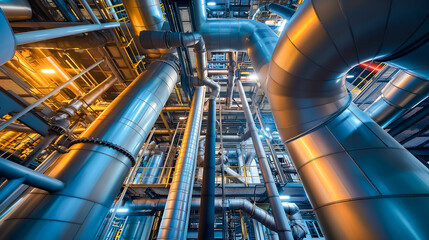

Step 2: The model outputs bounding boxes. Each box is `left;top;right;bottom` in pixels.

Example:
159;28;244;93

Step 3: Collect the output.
70;137;136;165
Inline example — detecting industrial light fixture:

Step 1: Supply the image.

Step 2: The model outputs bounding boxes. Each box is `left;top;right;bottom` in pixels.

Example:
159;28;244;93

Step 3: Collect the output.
41;69;55;74
179;116;186;120
346;75;355;78
265;127;270;131
207;2;216;6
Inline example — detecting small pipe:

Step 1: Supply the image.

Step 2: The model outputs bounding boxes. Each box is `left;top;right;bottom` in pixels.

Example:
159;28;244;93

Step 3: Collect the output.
237;80;293;240
0;177;25;204
0;59;104;132
78;0;101;24
14;22;119;45
21;134;58;167
0;120;33;133
0;157;64;192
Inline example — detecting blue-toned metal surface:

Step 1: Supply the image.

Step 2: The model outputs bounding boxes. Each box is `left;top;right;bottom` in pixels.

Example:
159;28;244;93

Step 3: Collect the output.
0;55;180;239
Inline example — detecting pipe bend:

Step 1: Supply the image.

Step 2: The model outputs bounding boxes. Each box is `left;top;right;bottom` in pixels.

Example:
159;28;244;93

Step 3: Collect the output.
268;0;429;141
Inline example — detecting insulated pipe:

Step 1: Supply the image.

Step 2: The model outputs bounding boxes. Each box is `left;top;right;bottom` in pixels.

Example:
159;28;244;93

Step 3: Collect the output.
0;157;64;192
139;30;220;99
365;71;429;128
282;203;306;240
157;86;205;240
268;0;429;239
130;198;278;232
0;55;180;239
226;52;236;109
0;120;33;133
122;0;172;57
200;19;278;81
237;80;293;240
215;131;251;143
198;97;216;239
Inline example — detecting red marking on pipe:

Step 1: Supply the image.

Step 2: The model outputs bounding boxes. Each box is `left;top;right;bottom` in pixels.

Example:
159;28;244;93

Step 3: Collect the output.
358;61;382;73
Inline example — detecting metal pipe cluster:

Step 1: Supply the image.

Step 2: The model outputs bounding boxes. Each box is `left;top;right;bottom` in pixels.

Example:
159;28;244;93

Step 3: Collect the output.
0;55;180;239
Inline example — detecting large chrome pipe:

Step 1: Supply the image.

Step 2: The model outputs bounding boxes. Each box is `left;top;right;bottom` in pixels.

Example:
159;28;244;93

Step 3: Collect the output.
157;86;205;240
269;0;429;238
237;80;293;240
141;152;165;184
365;71;429;128
0;55;180;239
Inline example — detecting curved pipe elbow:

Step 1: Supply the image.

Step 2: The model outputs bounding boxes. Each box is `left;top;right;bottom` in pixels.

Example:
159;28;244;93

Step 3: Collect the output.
268;0;429;141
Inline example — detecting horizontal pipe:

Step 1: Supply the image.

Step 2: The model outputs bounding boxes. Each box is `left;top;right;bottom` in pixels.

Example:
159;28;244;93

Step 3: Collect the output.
130;198;277;231
14;22;120;45
162;106;191;111
0;157;64;192
365;71;429;128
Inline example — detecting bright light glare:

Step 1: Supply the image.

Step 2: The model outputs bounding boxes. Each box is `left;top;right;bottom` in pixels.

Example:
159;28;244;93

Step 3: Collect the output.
41;69;55;74
280;195;291;200
259;134;263;138
179;116;186;120
207;2;216;5
346;75;355;79
265;127;270;131
116;208;129;213
248;74;258;80
278;20;287;33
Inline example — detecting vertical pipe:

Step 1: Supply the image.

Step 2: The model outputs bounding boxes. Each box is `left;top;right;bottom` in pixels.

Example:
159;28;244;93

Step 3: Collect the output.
79;0;101;24
157;86;205;239
142;152;165;184
198;97;216;240
226;52;235;109
0;55;180;239
237;80;293;240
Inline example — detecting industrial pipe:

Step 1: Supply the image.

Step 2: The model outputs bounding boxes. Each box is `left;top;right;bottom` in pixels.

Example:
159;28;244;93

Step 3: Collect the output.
157;86;205;240
282;203;306;240
131;198;278;232
237;80;293;240
0;55;180;239
266;0;429;238
365;71;429;128
0;9;119;65
0;157;64;192
225;52;236;109
122;0;172;57
198;96;216;239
